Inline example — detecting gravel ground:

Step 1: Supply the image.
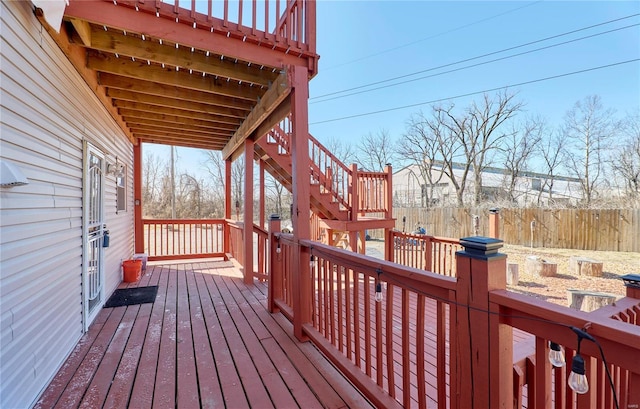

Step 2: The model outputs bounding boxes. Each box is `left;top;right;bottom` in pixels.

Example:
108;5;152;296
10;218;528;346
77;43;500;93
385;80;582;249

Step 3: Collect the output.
366;240;640;307
502;244;640;306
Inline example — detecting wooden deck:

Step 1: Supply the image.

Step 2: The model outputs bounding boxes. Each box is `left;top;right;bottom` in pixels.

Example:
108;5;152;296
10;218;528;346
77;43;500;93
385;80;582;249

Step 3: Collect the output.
35;260;373;409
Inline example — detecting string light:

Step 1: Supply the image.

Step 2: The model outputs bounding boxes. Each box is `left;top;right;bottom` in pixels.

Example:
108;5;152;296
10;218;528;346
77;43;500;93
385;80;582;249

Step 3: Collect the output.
548;342;565;368
374;268;383;302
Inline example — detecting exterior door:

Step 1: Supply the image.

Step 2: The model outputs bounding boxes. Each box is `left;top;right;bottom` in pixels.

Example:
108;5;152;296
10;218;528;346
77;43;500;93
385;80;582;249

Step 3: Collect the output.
83;142;106;331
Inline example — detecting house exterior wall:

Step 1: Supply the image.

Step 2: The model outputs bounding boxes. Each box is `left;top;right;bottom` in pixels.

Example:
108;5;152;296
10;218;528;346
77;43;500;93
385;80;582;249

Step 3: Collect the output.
1;2;134;408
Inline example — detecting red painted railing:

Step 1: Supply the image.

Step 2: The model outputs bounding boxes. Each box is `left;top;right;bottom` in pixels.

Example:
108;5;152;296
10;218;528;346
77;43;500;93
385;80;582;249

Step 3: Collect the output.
228;220;244;265
118;0;316;57
492;291;640;409
389;230;461;277
270;233;456;408
142;219;225;260
265;118;393;218
269;231;640;409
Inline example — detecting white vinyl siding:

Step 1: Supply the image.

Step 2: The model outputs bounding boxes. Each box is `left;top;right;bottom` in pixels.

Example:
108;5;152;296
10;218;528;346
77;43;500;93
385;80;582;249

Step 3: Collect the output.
0;2;134;408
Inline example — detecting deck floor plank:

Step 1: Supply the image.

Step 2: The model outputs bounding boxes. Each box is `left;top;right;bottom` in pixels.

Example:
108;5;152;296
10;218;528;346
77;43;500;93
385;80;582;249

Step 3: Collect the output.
36;260;373;409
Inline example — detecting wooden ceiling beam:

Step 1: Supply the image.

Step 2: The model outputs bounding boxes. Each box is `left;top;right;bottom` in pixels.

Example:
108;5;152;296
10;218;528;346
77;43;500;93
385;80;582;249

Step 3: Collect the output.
129;125;231;139
33;10;135;145
88;52;263;101
99;73;253;110
138;135;226;150
113;100;242;125
85;25;277;87
106;88;249;118
64;1;311;71
222;72;290;160
125;118;235;135
120;112;238;131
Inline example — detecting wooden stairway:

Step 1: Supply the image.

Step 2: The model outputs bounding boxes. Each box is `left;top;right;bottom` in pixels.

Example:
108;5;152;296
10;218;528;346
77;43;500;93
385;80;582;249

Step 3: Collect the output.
255;117;395;249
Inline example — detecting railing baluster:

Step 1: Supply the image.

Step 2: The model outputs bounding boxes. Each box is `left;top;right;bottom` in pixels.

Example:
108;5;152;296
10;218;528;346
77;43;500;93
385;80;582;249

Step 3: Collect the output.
386;284;395;398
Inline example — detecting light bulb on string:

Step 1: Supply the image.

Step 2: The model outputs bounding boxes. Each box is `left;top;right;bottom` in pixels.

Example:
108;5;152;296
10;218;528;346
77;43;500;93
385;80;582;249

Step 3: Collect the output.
310;253;316;268
568;354;589;394
374;269;383;302
548;341;565;367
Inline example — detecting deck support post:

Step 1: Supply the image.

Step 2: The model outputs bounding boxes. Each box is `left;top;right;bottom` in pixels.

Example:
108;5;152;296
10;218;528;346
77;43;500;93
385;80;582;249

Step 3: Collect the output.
224;159;232;256
133;141;144;253
243;139;254;284
290;64;311;342
268;215;282;313
454;237;512;409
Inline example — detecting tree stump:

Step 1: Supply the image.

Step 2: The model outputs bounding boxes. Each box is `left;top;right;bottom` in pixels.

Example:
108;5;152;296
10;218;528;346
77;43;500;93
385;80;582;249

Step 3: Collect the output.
567;289;617;312
525;256;557;277
569;257;603;277
507;263;519;285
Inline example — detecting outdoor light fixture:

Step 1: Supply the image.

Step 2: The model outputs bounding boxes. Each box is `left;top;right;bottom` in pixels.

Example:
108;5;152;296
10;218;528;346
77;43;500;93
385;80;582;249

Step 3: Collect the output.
276;242;281;254
568;354;589;394
548;342;565;368
567;326;597;395
374;269;383;303
309;254;316;268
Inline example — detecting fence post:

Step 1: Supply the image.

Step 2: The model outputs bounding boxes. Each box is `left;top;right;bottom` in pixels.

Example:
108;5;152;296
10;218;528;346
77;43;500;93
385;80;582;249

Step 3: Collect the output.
350;163;359;221
489;208;500;239
268;215;282;313
454;236;512;409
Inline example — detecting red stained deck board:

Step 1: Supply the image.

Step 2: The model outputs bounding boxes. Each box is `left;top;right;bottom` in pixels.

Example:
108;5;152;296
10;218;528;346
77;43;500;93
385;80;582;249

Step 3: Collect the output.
175;265;199;408
34;309;112;409
129;266;169;409
186;269;225;408
37;260;374;409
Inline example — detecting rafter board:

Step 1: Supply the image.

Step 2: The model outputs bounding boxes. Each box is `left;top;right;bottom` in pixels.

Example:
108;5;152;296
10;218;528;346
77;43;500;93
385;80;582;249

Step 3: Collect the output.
113;100;242;125
222;71;289;160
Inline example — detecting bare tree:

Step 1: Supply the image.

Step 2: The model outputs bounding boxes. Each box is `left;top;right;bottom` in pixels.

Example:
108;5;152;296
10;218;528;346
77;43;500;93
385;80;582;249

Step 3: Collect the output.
398;110;447;207
611;112;640;205
537;130;567;206
357;129;397;172
202;150;245;218
562;95;616;206
142;151;165;217
324;136;357;166
465;91;523;205
500;116;544;203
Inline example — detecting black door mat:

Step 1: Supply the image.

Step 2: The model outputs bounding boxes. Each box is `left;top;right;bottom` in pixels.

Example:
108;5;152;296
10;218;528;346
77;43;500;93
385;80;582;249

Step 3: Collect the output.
105;286;158;308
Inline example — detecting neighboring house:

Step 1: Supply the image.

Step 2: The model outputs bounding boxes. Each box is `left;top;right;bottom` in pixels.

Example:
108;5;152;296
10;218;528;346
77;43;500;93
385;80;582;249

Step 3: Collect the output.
393;162;584;207
1;2;135;407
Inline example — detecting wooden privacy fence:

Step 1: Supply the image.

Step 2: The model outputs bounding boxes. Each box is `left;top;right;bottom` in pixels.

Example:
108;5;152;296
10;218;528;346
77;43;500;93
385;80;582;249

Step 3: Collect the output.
386;208;640;252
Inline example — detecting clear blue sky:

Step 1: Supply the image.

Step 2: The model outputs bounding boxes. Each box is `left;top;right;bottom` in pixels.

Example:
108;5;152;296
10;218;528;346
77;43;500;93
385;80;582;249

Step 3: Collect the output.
148;1;640;176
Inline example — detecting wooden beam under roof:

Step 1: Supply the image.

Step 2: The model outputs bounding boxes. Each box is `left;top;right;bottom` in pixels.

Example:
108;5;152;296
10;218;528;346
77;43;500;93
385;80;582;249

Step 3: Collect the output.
129;126;231;140
222;72;290;160
138;135;226;150
119;112;238;131
33;10;135;145
100;74;254;111
63;0;313;72
82;25;277;87
113;100;242;125
124;118;235;134
106;89;250;118
87;52;263;101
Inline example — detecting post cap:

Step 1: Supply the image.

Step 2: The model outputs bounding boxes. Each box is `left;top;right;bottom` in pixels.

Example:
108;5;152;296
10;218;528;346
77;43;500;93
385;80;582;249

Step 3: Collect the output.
269;214;281;221
621;274;640;289
459;236;505;259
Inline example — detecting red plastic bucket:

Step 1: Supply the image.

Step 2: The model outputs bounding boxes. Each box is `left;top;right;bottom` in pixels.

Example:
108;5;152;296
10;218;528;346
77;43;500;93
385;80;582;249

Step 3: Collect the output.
122;259;142;283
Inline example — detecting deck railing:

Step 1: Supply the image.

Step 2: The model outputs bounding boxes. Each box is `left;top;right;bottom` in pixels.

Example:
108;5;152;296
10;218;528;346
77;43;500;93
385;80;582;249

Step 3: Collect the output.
492;290;640;409
269;229;640;409
122;0;316;56
142;218;225;260
389;230;462;277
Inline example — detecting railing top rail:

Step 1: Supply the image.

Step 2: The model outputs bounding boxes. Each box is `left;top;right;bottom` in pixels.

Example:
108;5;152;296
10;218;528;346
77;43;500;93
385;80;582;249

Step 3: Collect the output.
391;230;462;244
491;289;640;368
308;133;350;175
253;223;268;236
142;218;226;223
299;238;457;291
